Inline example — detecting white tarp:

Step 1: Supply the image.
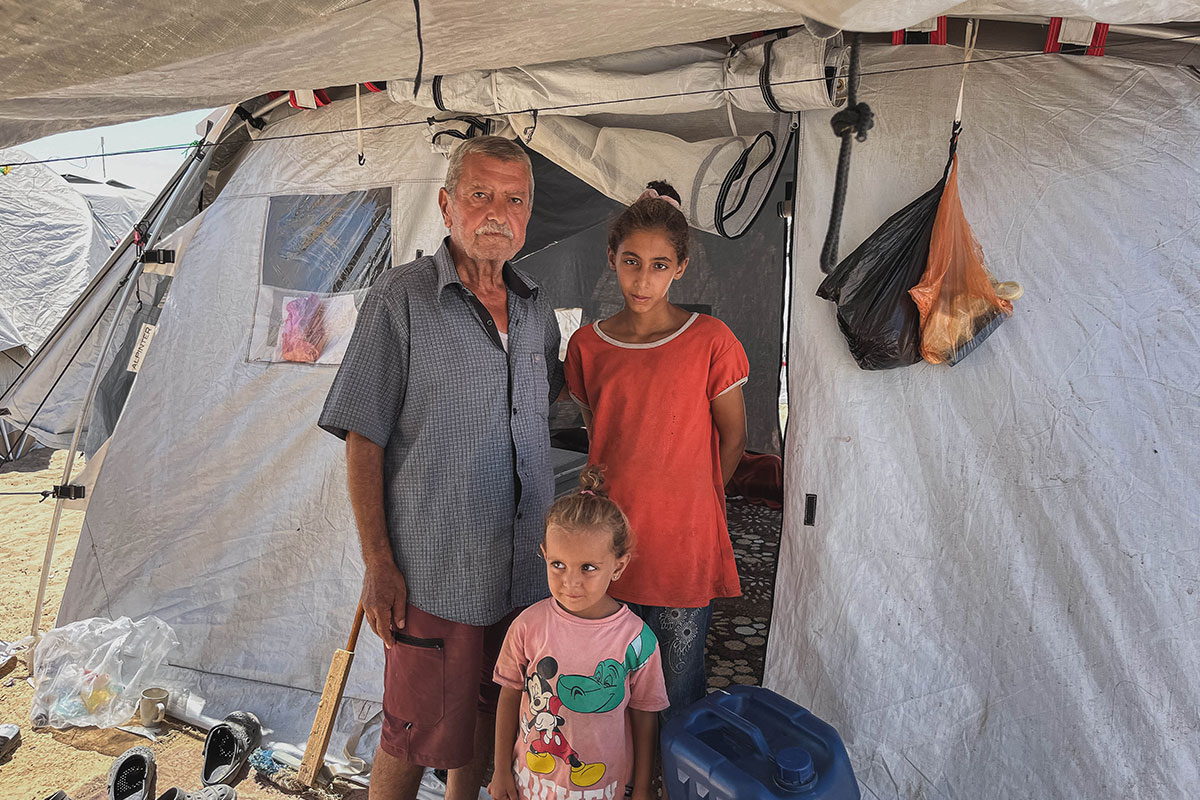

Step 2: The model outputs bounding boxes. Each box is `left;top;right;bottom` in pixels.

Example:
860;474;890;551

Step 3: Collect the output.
67;178;155;248
397;32;839;235
766;44;1200;798
0;150;112;352
4;1;1199;146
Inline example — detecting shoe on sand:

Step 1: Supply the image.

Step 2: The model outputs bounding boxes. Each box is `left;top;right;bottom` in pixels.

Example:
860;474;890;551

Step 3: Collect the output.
201;712;261;786
157;786;237;800
0;723;19;761
108;746;157;800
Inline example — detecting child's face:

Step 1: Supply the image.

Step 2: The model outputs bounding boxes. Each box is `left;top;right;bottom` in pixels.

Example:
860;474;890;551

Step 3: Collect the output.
608;229;688;313
541;524;630;619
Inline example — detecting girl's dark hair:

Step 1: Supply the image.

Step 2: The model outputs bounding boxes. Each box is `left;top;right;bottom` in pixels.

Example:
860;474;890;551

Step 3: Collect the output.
607;180;690;263
543;465;634;558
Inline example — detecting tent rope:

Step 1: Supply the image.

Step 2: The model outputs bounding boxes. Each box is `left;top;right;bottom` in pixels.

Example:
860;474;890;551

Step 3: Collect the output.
819;32;874;274
411;0;425;99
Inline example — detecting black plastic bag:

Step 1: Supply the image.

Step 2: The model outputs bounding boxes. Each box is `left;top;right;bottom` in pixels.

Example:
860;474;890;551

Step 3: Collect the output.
816;178;946;370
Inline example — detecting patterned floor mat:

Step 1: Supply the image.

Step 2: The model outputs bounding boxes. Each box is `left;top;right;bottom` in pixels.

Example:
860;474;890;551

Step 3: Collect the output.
706;499;782;690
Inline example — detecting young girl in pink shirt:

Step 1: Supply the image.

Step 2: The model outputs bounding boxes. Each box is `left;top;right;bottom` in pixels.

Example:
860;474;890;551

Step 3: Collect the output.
489;467;669;800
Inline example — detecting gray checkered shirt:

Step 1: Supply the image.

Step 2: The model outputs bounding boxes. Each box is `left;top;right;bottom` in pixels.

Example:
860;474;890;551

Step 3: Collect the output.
319;238;564;625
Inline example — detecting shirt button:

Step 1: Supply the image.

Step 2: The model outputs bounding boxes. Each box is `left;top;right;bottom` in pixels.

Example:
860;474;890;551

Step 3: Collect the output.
486;319;494;327
516;512;523;520
512;407;518;415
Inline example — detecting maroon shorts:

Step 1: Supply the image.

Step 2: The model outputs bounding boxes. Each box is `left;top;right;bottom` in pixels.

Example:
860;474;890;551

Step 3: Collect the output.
380;604;518;769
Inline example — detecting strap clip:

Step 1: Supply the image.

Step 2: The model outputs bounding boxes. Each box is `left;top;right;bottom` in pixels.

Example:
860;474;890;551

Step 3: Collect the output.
140;249;175;265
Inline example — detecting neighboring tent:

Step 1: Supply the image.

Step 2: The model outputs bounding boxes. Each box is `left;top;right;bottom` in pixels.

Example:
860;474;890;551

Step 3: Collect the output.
62;175;155;248
0;149;114;394
3;8;1199;800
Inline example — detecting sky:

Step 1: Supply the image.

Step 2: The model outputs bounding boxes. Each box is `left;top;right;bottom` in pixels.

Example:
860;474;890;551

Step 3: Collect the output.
17;109;217;196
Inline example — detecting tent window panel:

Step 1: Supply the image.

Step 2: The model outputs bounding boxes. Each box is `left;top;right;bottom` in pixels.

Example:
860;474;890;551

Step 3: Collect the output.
249;188;394;365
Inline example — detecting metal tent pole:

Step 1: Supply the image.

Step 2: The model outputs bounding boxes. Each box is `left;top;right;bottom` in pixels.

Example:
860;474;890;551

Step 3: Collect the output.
28;143;206;642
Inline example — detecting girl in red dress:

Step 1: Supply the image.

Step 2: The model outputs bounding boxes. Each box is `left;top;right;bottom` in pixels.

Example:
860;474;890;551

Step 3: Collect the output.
564;180;748;718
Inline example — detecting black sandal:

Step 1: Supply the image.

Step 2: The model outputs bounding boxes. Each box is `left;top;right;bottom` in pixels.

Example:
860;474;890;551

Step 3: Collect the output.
200;712;261;786
108;746;157;800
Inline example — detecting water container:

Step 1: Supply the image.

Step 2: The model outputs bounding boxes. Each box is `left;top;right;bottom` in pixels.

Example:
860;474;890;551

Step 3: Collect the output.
661;686;860;800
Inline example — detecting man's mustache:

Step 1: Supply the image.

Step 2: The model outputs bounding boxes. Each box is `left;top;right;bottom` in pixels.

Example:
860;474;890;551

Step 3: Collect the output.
475;221;514;239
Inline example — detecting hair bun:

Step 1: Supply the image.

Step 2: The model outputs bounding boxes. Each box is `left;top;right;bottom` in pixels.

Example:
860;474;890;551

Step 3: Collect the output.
645;180;681;205
577;464;609;497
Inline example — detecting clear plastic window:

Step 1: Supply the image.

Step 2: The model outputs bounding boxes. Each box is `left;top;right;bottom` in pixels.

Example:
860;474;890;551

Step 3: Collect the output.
249;188;393;364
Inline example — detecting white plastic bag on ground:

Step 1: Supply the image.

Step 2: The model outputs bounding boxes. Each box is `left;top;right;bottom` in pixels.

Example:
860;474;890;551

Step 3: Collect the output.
31;616;179;729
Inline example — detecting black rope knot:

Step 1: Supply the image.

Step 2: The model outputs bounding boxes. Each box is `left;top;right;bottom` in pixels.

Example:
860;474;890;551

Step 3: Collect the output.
831;102;874;142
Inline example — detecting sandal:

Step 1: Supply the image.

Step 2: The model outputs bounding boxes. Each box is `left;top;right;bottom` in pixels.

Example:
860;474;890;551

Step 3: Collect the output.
108;746;157;800
201;712;261;786
157;786;238;800
0;723;19;761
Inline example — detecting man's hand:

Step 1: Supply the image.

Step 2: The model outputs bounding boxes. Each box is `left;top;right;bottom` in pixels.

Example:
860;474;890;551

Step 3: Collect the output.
362;562;408;646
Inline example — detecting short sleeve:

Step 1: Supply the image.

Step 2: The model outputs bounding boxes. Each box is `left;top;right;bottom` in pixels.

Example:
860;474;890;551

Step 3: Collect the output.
317;288;409;447
564;329;589;409
627;628;670;713
493;614;529;691
707;324;749;401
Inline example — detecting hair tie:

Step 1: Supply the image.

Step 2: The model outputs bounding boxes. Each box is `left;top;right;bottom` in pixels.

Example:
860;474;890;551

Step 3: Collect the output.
580;489;596;496
636;188;682;213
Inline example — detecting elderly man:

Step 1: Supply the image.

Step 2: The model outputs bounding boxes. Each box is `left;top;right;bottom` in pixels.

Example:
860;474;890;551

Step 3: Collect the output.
319;136;562;800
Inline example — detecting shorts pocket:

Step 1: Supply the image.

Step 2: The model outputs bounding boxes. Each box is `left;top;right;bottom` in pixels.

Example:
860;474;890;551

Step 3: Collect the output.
388;633;445;727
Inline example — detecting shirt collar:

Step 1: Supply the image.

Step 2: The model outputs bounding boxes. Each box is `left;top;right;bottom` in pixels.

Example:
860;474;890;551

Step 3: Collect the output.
434;237;536;300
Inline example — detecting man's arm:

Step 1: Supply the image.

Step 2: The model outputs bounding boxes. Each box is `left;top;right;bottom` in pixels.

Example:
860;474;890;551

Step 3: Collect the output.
711;385;747;486
346;431;408;644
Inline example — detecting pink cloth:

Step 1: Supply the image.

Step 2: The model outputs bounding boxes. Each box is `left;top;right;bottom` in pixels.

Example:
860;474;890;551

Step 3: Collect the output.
494;598;669;799
281;293;327;362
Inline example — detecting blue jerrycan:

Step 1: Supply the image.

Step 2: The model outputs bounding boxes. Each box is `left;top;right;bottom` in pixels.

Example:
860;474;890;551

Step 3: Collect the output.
662;685;859;800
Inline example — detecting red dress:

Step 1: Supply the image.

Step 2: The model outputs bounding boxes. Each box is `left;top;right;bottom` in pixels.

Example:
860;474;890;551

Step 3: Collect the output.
564;313;748;608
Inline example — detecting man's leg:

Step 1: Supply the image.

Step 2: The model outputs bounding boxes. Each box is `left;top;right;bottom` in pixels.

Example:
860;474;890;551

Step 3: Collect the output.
443;710;495;800
368;746;425;800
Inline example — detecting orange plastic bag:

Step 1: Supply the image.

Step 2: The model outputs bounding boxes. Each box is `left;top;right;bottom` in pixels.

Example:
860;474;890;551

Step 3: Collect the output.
909;156;1013;365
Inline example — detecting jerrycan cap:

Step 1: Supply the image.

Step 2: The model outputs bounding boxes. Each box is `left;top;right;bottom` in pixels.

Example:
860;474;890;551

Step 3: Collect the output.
775;746;816;792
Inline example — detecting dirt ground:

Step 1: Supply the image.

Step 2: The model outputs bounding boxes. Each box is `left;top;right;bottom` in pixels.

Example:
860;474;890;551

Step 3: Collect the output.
0;449;366;800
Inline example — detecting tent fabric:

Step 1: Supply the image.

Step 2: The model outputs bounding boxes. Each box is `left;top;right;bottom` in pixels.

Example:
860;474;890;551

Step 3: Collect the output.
66;177;155;248
55;92;451;764
4;1;1200;147
766;44;1200;799
0;149;113;352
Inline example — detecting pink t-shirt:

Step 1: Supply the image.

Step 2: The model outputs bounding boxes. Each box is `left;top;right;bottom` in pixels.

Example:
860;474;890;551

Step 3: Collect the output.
494;598;670;800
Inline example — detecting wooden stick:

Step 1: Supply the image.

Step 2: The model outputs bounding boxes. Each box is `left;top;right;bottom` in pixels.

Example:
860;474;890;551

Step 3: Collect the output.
299;603;366;786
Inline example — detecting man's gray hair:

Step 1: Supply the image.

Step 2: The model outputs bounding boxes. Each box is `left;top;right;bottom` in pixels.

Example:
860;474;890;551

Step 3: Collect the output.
443;135;534;200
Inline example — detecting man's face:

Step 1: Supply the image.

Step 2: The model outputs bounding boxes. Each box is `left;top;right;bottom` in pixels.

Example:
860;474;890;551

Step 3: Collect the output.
438;154;533;264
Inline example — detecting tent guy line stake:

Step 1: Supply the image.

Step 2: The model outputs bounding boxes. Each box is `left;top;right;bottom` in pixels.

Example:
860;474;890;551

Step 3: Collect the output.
28;141;210;643
6;29;1200;172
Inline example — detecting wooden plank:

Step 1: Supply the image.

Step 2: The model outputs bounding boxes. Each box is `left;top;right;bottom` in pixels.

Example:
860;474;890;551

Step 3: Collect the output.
298;647;354;786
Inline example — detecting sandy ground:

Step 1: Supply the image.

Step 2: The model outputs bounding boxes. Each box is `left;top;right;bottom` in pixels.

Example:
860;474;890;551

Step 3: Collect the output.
0;449;365;800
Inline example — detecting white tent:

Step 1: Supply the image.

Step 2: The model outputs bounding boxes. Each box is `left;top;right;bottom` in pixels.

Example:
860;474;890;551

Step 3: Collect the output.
4;5;1199;799
0;148;114;414
64;176;155;248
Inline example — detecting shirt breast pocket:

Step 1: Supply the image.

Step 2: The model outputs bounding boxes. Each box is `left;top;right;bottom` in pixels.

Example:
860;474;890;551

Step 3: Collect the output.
523;352;550;413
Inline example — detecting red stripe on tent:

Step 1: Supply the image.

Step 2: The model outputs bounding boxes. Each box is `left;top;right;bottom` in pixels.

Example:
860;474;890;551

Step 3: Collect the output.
363;82;385;93
891;19;947;46
931;16;947;45
1044;17;1063;53
1087;23;1110;56
314;89;331;107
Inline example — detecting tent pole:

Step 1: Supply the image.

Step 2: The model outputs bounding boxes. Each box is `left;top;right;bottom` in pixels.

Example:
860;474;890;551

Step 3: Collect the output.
28;144;207;642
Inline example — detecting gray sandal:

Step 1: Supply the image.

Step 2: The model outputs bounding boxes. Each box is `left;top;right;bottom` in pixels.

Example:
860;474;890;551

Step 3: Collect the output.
200;712;261;786
108;746;157;800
